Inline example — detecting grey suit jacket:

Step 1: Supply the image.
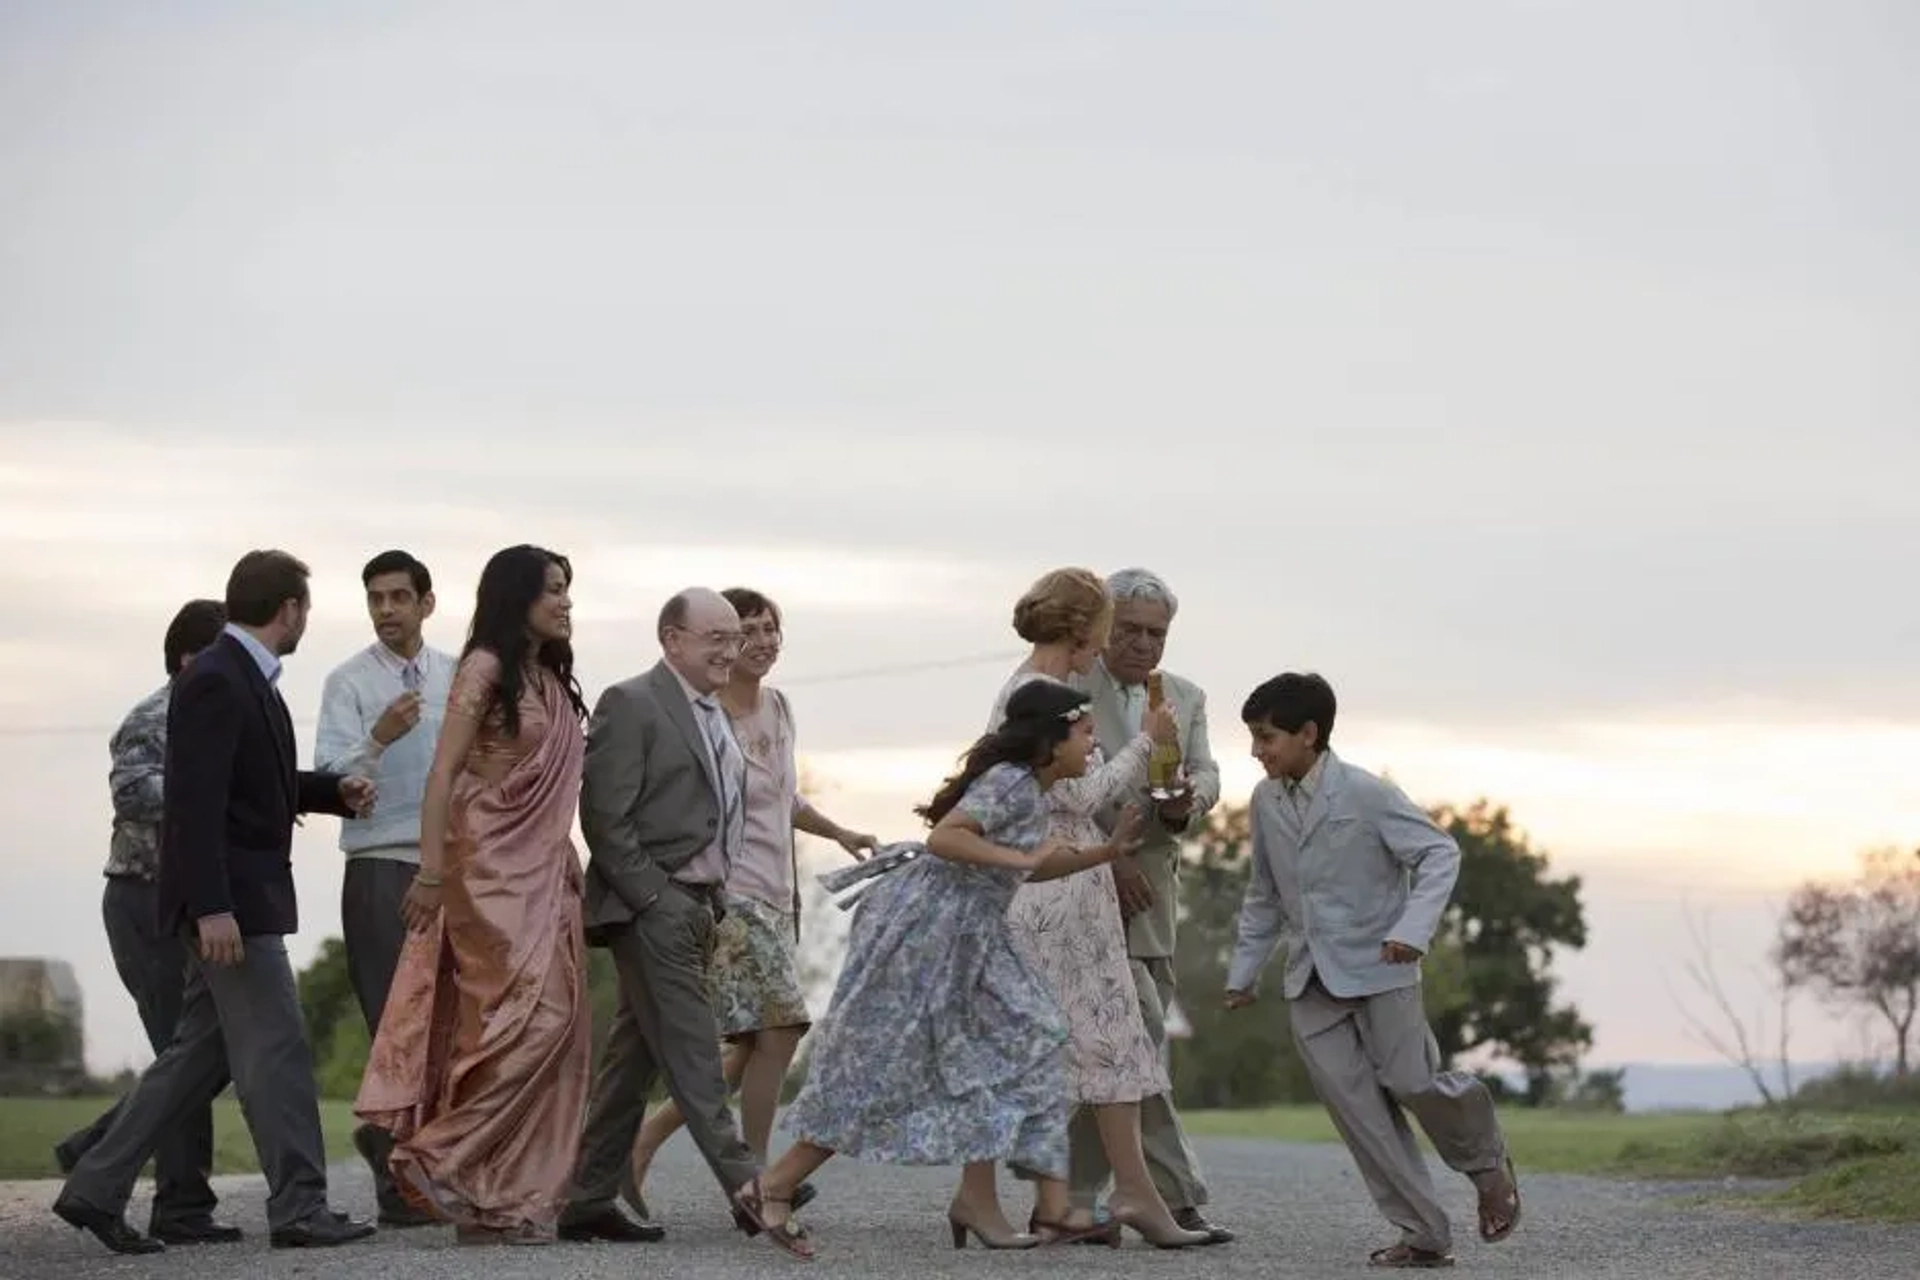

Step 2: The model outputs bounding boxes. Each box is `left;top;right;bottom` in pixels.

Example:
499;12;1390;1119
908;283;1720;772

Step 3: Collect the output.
1227;751;1460;1000
578;661;724;943
1076;661;1220;960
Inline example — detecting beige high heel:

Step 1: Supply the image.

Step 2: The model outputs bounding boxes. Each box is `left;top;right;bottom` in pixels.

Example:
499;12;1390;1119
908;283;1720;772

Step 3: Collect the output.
948;1201;1041;1250
1107;1199;1213;1249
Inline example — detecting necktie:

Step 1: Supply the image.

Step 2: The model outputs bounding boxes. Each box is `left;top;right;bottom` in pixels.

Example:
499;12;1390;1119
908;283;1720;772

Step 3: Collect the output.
401;661;423;694
695;697;743;859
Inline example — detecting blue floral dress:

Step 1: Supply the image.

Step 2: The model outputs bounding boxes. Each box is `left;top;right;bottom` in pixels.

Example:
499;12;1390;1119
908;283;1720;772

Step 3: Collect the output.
780;762;1070;1178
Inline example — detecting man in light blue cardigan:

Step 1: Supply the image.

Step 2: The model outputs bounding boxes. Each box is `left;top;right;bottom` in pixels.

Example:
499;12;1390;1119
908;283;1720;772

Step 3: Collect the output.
314;550;454;1227
1225;673;1519;1269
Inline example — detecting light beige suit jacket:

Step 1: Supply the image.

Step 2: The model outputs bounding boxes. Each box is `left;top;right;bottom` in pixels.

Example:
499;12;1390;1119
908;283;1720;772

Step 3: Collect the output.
1075;660;1220;960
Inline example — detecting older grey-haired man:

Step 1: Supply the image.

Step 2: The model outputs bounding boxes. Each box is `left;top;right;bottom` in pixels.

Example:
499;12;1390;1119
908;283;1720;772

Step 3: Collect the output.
1067;568;1233;1244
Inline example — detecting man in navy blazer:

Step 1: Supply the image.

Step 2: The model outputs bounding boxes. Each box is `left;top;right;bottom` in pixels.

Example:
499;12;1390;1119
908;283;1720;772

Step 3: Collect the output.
1225;673;1520;1269
55;551;380;1256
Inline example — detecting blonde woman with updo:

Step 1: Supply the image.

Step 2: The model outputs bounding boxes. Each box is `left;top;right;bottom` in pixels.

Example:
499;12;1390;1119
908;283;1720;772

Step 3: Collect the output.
988;568;1211;1248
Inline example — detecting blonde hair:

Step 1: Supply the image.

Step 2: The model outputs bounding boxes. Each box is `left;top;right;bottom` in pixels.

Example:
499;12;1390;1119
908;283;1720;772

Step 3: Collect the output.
1012;567;1112;646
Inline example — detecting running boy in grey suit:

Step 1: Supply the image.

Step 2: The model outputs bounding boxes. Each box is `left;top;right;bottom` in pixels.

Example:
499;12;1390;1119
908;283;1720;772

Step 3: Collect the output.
1225;672;1521;1269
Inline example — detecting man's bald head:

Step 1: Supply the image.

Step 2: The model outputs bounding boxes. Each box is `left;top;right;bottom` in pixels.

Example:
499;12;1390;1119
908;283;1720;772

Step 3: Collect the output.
659;587;744;694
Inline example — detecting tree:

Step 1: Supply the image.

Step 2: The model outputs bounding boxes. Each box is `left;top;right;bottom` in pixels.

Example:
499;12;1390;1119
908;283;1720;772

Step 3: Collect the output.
296;937;358;1086
1665;900;1795;1106
1170;804;1316;1107
1423;802;1591;1104
1776;847;1920;1078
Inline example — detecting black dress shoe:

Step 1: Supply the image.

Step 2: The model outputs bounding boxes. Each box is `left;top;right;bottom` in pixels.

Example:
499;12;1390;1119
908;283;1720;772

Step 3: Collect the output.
1173;1208;1235;1244
52;1199;166;1255
378;1204;439;1228
268;1213;377;1249
152;1220;244;1245
559;1207;666;1243
52;1141;80;1176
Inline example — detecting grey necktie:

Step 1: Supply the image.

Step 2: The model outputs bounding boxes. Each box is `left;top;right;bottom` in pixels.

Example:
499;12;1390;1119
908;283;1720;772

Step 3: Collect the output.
401;660;423;694
695;696;744;859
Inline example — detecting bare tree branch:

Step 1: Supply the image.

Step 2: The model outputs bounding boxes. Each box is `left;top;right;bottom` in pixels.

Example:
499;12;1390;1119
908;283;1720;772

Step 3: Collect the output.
1663;899;1792;1107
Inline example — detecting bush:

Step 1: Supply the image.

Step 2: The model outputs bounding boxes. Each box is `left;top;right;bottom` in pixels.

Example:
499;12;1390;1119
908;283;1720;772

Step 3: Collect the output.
1792;1062;1920;1111
1616;1109;1917;1179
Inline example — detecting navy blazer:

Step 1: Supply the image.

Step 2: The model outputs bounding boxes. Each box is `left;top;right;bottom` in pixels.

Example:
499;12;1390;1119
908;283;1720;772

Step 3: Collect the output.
157;632;351;938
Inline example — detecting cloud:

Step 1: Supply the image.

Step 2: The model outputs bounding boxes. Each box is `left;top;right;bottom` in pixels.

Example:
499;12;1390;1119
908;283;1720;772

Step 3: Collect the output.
574;544;1001;621
809;710;1920;895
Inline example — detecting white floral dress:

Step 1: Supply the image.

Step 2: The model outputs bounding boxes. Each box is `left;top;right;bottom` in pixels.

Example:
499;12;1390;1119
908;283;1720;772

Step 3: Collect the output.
993;671;1170;1105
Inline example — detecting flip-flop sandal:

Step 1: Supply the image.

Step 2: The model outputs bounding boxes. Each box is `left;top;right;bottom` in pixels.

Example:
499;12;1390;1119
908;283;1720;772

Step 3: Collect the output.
1369;1243;1457;1268
731;1179;815;1261
1477;1156;1521;1243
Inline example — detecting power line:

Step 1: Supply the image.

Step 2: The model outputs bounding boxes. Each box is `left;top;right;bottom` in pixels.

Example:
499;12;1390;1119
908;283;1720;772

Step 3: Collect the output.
0;648;1027;738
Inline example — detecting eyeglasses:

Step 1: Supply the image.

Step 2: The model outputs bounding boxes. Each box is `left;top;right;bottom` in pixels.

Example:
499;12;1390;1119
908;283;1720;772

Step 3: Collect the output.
673;627;746;653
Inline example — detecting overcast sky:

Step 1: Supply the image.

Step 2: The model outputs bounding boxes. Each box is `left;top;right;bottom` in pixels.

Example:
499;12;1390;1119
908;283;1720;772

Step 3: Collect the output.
2;0;1916;1075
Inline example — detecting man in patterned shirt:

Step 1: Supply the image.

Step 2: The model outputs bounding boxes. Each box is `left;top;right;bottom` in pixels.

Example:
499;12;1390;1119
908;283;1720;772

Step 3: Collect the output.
55;598;236;1244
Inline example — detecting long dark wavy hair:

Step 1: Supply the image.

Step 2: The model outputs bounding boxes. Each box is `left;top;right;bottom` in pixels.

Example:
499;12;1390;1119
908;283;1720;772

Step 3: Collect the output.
463;544;589;736
915;678;1090;826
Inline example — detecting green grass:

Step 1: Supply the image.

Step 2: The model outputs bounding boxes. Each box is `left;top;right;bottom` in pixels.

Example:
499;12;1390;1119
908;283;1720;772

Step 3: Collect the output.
1187;1103;1920;1222
0;1096;362;1181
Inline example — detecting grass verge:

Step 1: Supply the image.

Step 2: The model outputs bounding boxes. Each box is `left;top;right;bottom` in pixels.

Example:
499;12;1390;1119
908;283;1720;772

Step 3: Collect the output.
1186;1103;1920;1223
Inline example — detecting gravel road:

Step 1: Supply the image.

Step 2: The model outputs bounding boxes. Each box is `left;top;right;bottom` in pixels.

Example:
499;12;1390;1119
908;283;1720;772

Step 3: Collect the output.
3;1135;1916;1280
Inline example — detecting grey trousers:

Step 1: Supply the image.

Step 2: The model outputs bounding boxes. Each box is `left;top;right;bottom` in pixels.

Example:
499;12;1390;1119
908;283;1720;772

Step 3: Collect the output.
58;934;333;1232
57;879;219;1230
1067;955;1210;1211
565;885;758;1220
341;856;415;1213
1289;975;1508;1253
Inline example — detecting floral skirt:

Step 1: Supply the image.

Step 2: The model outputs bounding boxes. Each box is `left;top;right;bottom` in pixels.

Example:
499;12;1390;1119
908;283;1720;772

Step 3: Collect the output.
707;891;811;1037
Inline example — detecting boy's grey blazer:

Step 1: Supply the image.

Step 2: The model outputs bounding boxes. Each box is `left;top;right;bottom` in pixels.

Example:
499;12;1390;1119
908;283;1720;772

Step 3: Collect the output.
1227;751;1460;1000
577;660;724;944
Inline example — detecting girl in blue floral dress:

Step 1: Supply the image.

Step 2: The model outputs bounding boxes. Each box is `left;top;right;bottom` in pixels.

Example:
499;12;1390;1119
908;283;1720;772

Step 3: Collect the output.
744;678;1144;1260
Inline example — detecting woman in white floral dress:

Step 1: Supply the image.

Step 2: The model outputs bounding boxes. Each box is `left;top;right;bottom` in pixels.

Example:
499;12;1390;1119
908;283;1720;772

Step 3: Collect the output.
991;568;1211;1249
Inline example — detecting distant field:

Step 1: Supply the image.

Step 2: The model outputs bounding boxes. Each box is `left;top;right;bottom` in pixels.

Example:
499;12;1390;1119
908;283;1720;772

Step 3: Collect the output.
1186;1104;1727;1174
0;1096;361;1181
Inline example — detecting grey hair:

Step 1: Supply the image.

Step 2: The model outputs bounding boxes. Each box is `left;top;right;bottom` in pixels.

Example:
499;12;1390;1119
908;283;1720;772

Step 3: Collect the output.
1106;568;1178;618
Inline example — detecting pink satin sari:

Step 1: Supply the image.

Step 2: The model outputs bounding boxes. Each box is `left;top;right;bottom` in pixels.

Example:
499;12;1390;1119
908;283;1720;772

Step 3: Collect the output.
354;654;590;1232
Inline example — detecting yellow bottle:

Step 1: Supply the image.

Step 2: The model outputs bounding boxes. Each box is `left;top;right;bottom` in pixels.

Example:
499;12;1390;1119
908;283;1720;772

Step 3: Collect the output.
1146;671;1183;795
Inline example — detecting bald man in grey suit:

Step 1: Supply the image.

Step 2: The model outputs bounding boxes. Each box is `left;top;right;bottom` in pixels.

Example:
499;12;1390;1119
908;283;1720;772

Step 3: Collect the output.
560;588;771;1244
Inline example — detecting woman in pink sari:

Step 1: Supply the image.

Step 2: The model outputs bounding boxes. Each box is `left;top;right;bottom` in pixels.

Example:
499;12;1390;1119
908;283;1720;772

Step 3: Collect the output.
354;545;592;1245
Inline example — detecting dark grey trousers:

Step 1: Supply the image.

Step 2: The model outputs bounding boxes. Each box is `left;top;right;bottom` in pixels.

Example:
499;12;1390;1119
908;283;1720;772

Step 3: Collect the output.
57;878;219;1230
565;885;758;1220
340;856;415;1215
58;934;333;1232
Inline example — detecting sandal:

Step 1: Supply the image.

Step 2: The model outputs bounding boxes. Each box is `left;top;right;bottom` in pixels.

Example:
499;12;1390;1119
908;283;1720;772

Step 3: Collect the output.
1028;1214;1120;1247
731;1178;815;1261
1369;1243;1456;1268
1475;1156;1521;1243
730;1180;817;1235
